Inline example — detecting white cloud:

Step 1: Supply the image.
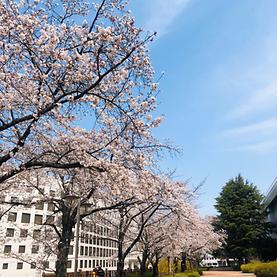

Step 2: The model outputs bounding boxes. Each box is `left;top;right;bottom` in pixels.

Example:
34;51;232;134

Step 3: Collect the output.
220;117;277;138
233;139;277;153
142;0;191;36
227;82;277;119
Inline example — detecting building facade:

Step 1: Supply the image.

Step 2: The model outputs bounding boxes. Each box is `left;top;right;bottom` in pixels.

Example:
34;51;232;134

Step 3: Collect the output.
0;186;119;277
264;177;277;239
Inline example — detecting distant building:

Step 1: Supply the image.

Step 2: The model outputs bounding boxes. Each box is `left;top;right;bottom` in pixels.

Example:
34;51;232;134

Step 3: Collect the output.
264;177;277;238
200;253;227;267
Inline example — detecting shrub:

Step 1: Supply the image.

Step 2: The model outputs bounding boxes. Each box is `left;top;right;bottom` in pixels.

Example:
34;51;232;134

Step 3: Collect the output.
255;261;277;277
241;261;262;273
196;267;209;275
185;271;200;277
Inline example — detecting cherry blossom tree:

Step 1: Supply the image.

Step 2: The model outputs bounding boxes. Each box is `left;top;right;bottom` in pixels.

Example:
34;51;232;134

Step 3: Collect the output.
0;1;168;276
0;0;162;185
136;197;225;276
109;180;196;277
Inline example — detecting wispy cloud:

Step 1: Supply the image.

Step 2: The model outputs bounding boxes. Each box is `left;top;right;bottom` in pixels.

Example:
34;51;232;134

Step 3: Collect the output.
227;82;277;119
232;139;277;153
218;118;277;153
142;0;191;36
220;118;277;138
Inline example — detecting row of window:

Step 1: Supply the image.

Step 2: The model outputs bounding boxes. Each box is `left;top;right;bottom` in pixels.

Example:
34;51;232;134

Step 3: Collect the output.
80;234;118;247
3;245;41;254
72;259;117;269
81;222;116;237
7;212;55;224
3;244;116;257
79;246;117;257
1;259;117;271
6;228;51;239
2;261;49;270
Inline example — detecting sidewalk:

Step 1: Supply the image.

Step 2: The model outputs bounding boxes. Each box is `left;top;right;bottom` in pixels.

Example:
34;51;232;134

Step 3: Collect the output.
203;271;255;277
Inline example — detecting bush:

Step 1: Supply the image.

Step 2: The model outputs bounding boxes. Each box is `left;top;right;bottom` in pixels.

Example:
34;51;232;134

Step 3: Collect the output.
185;271;200;277
196;267;209;275
255;261;277;277
241;261;262;273
196;269;203;276
241;261;277;277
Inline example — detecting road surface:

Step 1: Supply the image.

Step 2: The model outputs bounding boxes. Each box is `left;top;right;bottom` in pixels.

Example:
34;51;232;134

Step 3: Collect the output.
203;271;255;277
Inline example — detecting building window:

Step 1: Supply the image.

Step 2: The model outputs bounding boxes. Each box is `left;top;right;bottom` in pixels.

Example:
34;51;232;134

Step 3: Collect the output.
89;260;92;268
47;203;55;212
19;245;26;253
35;202;44;210
80;246;84;256
2;263;8;269
31;245;39;254
11;196;18;202
85;260;87;268
69;246;73;255
21;213;31;223
33;229;41;239
42;261;49;269
6;228;14;237
44;245;51;255
31;262;36;269
17;262;23;269
8;212;17;222
67;260;72;268
20;229;28;238
4;245;11;253
46;215;54;224
34;214;43;225
80;260;83;268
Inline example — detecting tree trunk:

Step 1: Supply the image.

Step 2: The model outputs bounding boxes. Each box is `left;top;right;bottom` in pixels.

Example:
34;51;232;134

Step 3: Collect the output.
56;209;75;277
181;253;187;272
117;259;125;277
152;254;159;277
117;227;125;277
139;249;148;277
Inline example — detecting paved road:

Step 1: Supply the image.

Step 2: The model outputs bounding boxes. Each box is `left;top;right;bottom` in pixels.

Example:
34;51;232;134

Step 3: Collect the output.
203;271;255;277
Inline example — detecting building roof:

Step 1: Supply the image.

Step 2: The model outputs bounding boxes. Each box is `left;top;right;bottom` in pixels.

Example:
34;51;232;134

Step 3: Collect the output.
264;177;277;207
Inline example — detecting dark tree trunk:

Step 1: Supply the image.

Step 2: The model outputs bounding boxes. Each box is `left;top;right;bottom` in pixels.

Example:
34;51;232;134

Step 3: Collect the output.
117;259;125;277
152;254;159;277
181;253;187;272
56;209;75;277
139;249;148;277
117;225;125;277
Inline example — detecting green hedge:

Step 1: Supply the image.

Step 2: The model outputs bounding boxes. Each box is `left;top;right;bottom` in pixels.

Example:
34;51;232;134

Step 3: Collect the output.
255;261;277;277
184;271;200;277
241;262;262;273
241;261;277;277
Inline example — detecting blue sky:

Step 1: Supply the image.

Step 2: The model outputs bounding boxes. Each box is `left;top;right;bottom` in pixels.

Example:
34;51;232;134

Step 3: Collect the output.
128;0;277;215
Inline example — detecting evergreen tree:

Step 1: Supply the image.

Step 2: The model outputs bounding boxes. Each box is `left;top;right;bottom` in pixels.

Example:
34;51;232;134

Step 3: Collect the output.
213;175;272;263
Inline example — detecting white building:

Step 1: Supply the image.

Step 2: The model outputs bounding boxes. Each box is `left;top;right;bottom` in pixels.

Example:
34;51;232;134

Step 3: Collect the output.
0;185;119;277
200;254;227;267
